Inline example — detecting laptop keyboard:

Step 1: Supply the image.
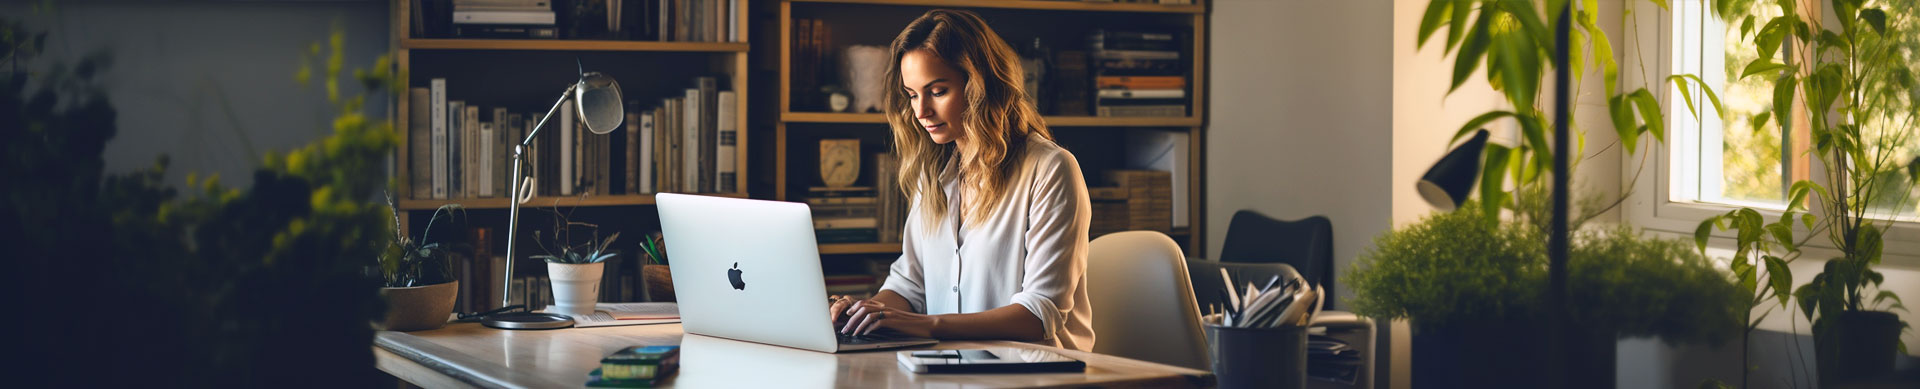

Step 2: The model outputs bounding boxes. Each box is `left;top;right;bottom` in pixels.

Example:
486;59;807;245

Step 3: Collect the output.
837;332;897;344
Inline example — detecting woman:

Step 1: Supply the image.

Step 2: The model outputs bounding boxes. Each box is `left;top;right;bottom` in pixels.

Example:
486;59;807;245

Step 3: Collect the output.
827;9;1095;351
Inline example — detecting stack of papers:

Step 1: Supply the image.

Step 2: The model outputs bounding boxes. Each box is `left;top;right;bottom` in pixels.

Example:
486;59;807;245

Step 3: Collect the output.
1307;334;1363;384
1204;268;1322;328
543;302;681;328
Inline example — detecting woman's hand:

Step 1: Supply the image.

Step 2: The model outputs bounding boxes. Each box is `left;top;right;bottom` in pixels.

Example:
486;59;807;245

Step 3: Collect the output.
830;297;936;338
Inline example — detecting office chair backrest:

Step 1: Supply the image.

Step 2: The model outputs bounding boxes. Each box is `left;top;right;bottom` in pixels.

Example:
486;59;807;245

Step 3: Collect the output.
1216;211;1333;307
1086;231;1210;370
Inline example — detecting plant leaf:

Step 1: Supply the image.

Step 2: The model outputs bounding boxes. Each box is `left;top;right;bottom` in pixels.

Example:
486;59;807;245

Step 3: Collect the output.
1451;10;1494;94
1453;111;1518;144
1446;0;1474;51
1773;74;1796;132
1418;0;1452;48
1757;17;1787;60
1752;111;1772;134
1610;94;1639;153
1480;143;1514;224
1767;223;1796;252
1494;19;1541;110
1630;89;1666;142
1741;60;1792;80
1859;8;1886;35
1764;255;1793;306
1695;217;1717;253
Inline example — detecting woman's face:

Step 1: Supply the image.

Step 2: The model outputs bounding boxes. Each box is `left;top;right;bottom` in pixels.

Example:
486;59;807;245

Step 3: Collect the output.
900;48;968;145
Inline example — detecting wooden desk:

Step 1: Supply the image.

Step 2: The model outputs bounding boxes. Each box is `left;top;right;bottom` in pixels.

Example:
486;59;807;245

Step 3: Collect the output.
376;322;1214;388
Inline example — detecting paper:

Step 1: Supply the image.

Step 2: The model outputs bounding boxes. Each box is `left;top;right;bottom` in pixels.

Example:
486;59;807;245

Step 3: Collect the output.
543;302;681;328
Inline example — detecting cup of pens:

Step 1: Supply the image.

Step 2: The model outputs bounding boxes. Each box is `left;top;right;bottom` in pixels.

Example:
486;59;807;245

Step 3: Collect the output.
1202;268;1323;389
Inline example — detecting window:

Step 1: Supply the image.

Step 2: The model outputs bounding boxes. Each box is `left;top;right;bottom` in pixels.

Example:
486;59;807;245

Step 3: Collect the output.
1669;0;1919;220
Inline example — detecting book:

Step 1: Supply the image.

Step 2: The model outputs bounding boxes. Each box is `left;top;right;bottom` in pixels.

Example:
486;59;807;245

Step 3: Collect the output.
1091;49;1181;61
1097;88;1185;99
1097;105;1186;117
815;217;878;229
409;88;432;199
449;100;465;199
1087;29;1178;51
639;110;654;194
540;302;682;328
696;77;717;193
682;87;700;192
1095;76;1185;89
431;80;448;199
465;104;481;198
479;122;495;197
587;344;680;388
454;24;558;39
625;101;641;194
453;10;556;25
715;90;737;193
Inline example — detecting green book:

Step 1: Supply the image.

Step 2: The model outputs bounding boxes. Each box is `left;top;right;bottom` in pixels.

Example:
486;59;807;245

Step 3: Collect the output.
586;345;679;387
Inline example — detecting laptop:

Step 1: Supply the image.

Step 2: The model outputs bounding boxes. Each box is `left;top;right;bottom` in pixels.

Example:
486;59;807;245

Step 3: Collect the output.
655;193;938;353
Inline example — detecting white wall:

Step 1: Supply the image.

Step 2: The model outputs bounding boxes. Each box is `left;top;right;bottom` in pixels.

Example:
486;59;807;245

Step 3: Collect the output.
1;2;391;189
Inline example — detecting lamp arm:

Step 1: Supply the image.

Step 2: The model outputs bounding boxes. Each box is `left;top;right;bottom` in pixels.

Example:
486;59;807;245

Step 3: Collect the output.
502;84;579;310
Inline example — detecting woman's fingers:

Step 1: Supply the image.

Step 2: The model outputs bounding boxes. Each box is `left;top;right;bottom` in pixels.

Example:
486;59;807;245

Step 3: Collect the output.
859;311;887;336
840;303;871;334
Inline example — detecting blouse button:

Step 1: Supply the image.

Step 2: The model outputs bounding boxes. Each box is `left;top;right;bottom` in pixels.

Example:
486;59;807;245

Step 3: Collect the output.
951;286;960;293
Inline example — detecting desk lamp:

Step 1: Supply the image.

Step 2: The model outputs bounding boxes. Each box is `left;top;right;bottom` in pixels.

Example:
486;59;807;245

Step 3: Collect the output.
481;65;624;330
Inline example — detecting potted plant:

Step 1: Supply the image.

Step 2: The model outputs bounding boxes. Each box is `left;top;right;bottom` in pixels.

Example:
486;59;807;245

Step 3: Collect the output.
533;218;620;316
374;201;463;331
1346;198;1745;388
637;232;675;302
1697;1;1918;385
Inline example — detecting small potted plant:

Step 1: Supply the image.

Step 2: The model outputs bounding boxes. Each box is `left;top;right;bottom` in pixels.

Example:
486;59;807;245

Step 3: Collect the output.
376;201;463;331
638;232;673;302
533;219;619;316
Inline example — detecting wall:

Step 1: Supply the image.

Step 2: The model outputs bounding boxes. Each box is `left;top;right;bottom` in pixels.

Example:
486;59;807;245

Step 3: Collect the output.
1;1;391;189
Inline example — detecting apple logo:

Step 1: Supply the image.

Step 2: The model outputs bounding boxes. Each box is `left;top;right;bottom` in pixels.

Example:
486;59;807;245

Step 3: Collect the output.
727;262;746;290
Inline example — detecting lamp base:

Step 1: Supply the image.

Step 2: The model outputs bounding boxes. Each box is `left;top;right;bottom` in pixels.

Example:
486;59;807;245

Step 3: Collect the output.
481;311;575;330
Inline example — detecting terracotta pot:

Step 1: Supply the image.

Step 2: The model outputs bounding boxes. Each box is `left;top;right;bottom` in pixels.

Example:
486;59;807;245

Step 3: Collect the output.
379;280;459;332
643;264;675;302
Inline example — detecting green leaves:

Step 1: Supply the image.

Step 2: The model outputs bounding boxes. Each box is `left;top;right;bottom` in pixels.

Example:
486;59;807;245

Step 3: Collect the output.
1630;89;1666;142
1418;0;1452;48
1493;13;1541;110
1859;8;1887;35
1764;256;1793;306
1773;74;1797;132
1452;9;1494;94
1741;60;1792;80
1669;74;1726;121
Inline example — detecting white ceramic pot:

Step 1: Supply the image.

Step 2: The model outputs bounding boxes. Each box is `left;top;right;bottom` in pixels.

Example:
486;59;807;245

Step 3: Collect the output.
547;261;605;316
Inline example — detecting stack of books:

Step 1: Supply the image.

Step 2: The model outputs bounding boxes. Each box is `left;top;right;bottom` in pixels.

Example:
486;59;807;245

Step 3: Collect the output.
452;0;557;39
824;274;878;298
587;345;680;387
872;153;908;243
806;187;878;244
1087;29;1186;117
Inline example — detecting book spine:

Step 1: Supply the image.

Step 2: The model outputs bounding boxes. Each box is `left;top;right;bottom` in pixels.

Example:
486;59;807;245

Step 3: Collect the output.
479;122;495;197
625;102;641;195
640;111;655;194
451;10;556;25
682;88;700;193
697;77;717;193
495;107;511;197
560;100;574;196
431;80;448;199
715;90;737;194
1095;88;1186;99
465;105;481;198
1095;76;1186;89
454;24;558;39
409;88;432;199
449;100;465;199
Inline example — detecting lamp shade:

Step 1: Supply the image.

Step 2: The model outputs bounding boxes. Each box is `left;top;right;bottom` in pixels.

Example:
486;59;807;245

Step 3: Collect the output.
1417;129;1490;211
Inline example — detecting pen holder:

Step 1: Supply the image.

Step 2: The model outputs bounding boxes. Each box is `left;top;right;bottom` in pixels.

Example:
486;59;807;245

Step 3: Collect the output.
1205;324;1306;389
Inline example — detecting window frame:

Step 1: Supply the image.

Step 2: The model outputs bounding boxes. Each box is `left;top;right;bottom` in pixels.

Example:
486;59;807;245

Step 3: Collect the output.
1623;0;1920;266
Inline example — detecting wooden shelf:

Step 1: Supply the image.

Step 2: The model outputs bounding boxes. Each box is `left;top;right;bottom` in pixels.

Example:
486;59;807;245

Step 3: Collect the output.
782;112;1200;127
398;193;747;211
819;242;904;255
401;38;750;52
789;0;1206;14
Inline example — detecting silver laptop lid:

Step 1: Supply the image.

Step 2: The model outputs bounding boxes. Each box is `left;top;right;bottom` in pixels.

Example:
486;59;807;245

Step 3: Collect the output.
655;193;839;353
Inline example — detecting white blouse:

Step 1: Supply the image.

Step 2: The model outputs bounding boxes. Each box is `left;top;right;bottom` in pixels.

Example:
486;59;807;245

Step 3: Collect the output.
878;137;1096;351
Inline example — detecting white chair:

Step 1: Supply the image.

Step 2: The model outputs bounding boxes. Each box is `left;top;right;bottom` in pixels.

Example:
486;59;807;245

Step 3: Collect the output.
1087;231;1211;370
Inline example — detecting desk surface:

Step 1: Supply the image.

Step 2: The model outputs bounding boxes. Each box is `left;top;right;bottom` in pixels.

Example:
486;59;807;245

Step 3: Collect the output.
375;321;1214;388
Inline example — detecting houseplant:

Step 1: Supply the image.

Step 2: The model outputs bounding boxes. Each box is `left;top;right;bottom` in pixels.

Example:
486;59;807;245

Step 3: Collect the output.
1346;197;1745;388
638;232;675;302
1696;0;1918;385
533;211;621;316
375;200;463;331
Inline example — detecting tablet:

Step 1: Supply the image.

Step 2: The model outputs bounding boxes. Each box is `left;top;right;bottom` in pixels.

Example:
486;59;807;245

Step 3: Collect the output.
896;348;1087;374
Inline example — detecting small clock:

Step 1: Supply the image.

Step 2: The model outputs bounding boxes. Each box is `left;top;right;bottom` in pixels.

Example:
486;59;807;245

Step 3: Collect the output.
819;139;861;188
828;92;852;113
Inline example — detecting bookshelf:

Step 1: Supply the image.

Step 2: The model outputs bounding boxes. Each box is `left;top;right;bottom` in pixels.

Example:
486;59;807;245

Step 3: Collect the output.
770;0;1209;255
390;0;751;307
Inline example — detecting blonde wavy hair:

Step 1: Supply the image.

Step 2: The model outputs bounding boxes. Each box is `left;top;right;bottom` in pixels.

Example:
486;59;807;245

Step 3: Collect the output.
884;9;1053;227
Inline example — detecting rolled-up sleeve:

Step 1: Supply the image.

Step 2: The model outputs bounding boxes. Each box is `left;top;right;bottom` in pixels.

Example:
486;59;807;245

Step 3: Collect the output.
879;206;928;313
1009;152;1091;342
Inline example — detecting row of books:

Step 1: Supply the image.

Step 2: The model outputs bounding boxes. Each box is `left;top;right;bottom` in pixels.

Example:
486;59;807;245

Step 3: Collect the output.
418;0;738;41
1089;29;1188;117
807;186;881;244
406;76;738;200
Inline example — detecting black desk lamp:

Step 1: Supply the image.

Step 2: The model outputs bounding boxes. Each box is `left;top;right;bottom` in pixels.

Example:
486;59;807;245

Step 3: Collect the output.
481;65;624;330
